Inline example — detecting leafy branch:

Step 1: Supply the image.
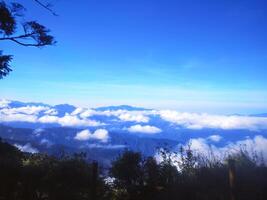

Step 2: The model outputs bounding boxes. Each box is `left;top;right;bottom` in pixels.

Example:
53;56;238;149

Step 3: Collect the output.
0;1;56;78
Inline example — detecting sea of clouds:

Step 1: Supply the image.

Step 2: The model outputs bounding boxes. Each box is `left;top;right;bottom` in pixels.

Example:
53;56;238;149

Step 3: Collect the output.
1;99;267;159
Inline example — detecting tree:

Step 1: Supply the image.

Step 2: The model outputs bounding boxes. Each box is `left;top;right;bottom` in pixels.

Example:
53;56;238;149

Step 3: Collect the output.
0;138;23;200
110;151;144;200
0;0;56;79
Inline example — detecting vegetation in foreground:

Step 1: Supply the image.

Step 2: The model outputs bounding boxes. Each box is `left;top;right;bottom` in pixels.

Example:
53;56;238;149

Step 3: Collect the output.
1;138;267;200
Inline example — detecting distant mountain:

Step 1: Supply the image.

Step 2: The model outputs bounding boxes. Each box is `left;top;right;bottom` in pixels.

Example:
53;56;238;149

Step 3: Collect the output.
7;100;50;108
250;113;267;117
53;104;77;116
95;105;150;111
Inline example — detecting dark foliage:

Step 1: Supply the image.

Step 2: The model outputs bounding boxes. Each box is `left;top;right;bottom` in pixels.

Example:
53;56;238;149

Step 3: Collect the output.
1;138;267;200
0;51;12;78
0;0;55;78
0;1;16;35
108;147;267;200
0;139;105;200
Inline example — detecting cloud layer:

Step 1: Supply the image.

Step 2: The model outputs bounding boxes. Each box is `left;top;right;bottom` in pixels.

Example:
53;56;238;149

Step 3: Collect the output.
159;110;267;130
0;102;103;127
1;100;267;131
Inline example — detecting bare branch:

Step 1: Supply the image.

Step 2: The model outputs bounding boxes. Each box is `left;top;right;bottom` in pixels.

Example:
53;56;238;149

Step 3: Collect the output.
34;0;58;16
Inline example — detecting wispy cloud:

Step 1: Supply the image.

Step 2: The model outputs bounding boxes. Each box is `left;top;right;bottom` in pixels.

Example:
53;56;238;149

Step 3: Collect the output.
14;143;39;154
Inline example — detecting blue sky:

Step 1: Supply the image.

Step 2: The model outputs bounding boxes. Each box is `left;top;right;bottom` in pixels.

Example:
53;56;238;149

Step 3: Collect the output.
1;0;267;114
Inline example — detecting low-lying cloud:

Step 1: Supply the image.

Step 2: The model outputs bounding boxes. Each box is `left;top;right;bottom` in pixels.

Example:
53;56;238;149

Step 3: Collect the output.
1;105;49;115
0;104;103;127
85;144;126;149
38;114;102;127
127;124;162;134
207;135;222;142
159;110;267;130
74;129;109;142
14;143;39;154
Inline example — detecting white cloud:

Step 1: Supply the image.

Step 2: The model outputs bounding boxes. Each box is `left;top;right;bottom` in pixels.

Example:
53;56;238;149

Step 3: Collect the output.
189;138;213;155
187;135;267;163
85;144;126;149
33;128;44;136
159;110;267;130
40;138;53;147
14;143;39;153
1;106;49;115
0;105;103;127
44;108;58;115
118;113;149;123
0;105;49;123
0;99;10;108
58;114;102;127
127;124;162;134
71;107;86;116
1;101;267;131
38;115;58;123
0;113;38;123
93;129;109;142
74;130;91;140
95;109;125;117
79;109;96;118
208;135;222;142
87;109;151;123
74;129;109;142
155;135;267;169
38;114;103;127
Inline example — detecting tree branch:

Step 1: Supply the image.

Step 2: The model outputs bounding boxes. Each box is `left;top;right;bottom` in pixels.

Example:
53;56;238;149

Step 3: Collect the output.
9;38;44;47
34;0;58;16
0;33;48;47
0;33;34;40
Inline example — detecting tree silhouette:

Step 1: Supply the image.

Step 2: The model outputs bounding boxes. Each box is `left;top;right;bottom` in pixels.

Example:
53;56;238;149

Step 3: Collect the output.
1;138;267;200
0;0;56;79
110;151;144;200
0;138;23;200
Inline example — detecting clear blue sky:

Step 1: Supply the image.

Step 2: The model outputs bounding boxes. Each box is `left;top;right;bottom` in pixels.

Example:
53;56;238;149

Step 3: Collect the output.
1;0;267;114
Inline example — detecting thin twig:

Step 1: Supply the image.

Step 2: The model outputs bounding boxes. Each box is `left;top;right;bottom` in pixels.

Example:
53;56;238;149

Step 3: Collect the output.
34;0;58;16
